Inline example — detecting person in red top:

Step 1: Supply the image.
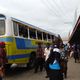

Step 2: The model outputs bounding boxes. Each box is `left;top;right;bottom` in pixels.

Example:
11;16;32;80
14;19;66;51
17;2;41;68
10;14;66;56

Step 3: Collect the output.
0;42;7;80
34;43;45;73
0;42;7;65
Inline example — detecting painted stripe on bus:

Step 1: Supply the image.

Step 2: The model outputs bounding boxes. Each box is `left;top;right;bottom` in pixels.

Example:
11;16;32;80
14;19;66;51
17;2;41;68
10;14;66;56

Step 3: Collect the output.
15;38;37;49
0;37;13;42
7;54;30;60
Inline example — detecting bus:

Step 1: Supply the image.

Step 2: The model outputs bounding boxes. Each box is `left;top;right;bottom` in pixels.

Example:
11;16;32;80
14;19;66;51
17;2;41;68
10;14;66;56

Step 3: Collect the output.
0;14;58;68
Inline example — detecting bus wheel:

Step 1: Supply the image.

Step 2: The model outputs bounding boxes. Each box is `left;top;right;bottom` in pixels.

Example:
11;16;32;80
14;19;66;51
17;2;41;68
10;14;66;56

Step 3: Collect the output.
4;64;12;73
27;52;36;69
5;64;11;69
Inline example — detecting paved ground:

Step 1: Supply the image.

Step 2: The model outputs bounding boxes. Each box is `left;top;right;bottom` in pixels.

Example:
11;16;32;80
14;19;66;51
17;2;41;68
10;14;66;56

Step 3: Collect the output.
6;58;80;80
65;58;80;80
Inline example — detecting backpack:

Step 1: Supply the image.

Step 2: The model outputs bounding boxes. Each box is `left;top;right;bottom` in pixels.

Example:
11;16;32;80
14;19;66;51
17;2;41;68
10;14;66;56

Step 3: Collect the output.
49;59;61;70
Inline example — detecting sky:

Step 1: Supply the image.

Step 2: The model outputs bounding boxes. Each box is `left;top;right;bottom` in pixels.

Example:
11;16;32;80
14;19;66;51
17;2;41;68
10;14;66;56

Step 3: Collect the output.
0;0;80;41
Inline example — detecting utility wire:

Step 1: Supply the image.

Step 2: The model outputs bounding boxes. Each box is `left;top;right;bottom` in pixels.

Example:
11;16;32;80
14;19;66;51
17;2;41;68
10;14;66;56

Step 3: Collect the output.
47;0;64;17
49;0;73;24
43;0;65;23
52;0;65;16
41;0;72;24
41;0;60;17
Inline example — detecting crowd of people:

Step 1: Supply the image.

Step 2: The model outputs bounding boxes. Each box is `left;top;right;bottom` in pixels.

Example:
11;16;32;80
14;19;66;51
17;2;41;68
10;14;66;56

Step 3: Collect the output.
70;44;80;63
1;40;80;80
34;42;69;80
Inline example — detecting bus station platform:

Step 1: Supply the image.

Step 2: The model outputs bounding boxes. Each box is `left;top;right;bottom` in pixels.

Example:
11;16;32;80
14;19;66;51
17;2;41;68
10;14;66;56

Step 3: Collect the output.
6;58;80;80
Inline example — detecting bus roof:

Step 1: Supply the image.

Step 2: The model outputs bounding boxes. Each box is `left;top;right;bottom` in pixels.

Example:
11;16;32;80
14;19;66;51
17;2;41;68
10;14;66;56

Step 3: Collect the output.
0;13;58;37
11;17;57;36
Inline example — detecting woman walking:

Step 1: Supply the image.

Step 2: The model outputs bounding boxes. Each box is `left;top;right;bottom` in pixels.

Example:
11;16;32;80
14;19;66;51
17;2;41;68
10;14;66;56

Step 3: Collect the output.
46;50;63;80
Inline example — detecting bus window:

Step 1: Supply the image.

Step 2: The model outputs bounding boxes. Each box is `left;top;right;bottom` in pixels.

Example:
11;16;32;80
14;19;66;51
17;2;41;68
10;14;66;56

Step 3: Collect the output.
29;28;36;39
0;20;5;35
43;32;47;40
19;24;24;37
37;31;42;40
13;21;18;36
52;35;54;40
23;26;28;38
48;34;51;41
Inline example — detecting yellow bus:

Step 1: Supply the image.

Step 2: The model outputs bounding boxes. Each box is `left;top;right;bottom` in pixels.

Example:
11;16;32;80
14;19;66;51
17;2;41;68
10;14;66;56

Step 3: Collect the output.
0;14;58;68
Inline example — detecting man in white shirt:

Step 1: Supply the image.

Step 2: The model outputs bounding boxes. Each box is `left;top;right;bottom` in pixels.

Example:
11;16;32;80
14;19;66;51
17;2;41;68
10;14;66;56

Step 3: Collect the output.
44;43;51;78
44;46;51;61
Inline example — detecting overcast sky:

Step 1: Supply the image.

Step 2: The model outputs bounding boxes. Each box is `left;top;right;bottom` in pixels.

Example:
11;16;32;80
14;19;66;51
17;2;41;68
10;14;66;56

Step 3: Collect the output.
0;0;80;40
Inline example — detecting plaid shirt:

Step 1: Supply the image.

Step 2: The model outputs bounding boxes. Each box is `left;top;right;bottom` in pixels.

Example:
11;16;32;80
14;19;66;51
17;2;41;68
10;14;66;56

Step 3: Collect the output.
36;48;44;58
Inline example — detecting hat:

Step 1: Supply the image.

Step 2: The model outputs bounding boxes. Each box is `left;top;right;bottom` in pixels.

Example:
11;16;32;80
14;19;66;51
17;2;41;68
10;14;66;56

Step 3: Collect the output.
53;48;60;53
54;45;57;48
0;42;5;46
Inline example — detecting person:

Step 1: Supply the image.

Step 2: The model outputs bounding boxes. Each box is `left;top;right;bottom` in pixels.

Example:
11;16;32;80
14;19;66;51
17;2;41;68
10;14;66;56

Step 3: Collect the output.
60;57;68;78
34;43;45;73
73;44;79;63
44;43;51;78
60;46;68;78
0;42;7;80
46;49;63;80
76;44;80;62
64;44;69;58
44;43;51;61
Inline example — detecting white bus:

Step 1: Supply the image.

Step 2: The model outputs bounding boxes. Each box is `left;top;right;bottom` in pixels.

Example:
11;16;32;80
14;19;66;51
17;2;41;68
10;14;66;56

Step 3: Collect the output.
0;14;58;68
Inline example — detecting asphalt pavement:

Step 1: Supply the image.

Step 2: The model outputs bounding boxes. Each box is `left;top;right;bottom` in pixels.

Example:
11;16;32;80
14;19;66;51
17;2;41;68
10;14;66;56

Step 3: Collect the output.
6;58;80;80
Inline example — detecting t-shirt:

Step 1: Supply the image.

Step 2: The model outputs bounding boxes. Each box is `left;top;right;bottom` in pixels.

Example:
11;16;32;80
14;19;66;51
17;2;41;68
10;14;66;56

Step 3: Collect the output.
44;47;51;61
36;48;44;58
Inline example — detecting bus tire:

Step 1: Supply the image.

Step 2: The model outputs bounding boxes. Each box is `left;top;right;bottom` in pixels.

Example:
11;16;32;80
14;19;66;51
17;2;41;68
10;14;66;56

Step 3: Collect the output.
27;52;36;69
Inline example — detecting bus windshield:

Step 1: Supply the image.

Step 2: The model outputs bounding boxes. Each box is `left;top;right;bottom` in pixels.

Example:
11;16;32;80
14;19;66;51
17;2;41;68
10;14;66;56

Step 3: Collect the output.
0;20;5;35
